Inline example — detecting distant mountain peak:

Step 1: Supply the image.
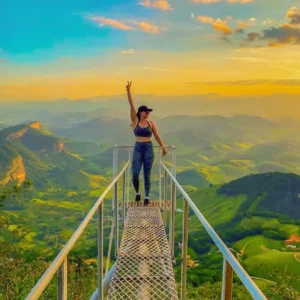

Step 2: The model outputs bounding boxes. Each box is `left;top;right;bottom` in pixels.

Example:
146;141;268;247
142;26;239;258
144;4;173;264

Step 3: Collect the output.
5;121;41;141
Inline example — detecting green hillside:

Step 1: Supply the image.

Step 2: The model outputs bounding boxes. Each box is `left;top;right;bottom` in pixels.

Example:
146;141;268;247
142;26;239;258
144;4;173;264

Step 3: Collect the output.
218;172;300;219
173;173;300;292
2;116;300;298
0;123;109;190
176;169;209;189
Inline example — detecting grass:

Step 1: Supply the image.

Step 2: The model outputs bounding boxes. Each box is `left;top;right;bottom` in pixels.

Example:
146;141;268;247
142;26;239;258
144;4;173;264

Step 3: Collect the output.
243;252;300;289
238;217;299;238
32;198;89;211
199;166;228;185
234;235;283;257
238;217;280;231
69;153;84;161
180;186;246;228
279;224;300;236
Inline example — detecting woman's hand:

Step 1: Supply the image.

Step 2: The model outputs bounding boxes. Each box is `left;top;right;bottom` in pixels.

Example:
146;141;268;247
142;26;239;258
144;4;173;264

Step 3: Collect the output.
162;147;168;156
126;81;132;93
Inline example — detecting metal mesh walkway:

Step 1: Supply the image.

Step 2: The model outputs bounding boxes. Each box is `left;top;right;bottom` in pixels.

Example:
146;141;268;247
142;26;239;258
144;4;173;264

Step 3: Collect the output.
106;207;179;300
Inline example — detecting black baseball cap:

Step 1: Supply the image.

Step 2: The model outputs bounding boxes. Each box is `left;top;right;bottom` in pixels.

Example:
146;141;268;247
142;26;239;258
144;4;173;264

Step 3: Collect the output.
138;105;153;112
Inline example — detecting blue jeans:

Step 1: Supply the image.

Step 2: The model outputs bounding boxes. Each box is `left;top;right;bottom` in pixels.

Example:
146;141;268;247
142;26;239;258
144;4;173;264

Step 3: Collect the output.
132;141;154;197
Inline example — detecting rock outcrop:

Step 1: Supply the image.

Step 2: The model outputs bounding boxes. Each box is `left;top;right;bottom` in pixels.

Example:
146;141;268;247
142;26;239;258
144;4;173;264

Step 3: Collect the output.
7;121;41;141
30;121;40;130
0;156;25;186
54;140;64;153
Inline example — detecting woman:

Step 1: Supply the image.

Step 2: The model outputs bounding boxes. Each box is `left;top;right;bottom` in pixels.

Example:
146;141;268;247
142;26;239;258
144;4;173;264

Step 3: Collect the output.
126;81;168;206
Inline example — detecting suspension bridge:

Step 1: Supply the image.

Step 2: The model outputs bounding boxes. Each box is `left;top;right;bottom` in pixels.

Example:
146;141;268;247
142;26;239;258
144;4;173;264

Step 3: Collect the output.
25;145;267;300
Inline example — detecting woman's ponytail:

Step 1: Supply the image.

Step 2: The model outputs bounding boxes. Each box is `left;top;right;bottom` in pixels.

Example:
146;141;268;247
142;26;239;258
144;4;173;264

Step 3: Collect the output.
136;112;141;120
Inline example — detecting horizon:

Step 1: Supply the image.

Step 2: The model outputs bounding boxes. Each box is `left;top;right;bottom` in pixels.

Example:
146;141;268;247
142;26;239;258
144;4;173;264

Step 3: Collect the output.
1;0;300;101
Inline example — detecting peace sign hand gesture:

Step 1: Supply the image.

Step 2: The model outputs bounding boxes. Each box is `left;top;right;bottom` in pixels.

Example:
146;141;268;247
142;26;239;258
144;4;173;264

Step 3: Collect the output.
126;81;132;93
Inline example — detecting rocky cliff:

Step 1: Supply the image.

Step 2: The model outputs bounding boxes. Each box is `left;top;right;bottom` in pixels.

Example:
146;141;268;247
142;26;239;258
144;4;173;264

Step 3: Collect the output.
54;140;64;153
0;156;25;186
30;121;40;130
6;121;41;141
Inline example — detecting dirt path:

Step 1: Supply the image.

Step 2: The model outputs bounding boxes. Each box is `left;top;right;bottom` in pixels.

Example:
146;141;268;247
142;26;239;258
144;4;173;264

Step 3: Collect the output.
294;253;300;263
241;240;253;255
260;245;270;252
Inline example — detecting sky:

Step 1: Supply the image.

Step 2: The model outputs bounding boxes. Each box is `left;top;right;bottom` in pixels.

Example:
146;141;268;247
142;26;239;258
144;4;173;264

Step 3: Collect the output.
0;0;300;101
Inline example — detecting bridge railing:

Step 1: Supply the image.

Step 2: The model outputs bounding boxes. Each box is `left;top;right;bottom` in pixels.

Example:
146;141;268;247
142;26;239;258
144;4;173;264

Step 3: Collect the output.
25;161;130;300
25;144;176;300
160;161;267;300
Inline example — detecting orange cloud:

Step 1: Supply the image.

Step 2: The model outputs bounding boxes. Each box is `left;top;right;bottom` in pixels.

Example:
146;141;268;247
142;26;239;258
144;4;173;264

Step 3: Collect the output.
286;6;297;18
193;0;222;3
138;22;163;34
193;0;252;3
227;0;252;3
197;16;214;24
196;15;233;34
286;6;300;25
212;18;232;34
139;0;172;10
237;18;256;28
237;20;249;28
88;16;132;30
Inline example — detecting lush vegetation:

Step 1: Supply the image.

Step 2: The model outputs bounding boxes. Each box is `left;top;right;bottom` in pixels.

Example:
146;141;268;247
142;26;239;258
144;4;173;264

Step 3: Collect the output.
1;116;300;299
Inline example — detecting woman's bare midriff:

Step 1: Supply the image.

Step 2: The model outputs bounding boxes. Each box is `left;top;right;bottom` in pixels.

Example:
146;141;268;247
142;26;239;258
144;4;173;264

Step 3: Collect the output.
135;136;152;142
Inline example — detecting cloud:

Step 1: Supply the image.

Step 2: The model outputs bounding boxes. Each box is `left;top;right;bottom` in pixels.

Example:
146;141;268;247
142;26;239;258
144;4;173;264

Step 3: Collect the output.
227;0;252;3
193;0;252;3
247;32;261;42
120;49;135;54
139;0;173;10
87;16;132;30
138;22;164;34
234;47;264;52
225;6;300;47
263;24;300;46
242;25;300;47
196;15;233;34
236;18;256;28
136;66;188;73
196;14;251;36
237;20;250;28
197;16;214;24
86;16;164;34
193;0;222;3
212;18;232;34
186;79;300;86
286;6;300;25
228;56;268;63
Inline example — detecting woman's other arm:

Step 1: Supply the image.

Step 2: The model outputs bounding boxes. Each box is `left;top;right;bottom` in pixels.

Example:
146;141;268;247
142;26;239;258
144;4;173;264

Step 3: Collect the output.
150;121;168;156
126;81;137;124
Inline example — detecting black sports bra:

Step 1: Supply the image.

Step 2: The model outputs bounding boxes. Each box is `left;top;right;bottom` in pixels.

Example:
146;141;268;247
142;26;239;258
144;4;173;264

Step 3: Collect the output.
134;120;153;137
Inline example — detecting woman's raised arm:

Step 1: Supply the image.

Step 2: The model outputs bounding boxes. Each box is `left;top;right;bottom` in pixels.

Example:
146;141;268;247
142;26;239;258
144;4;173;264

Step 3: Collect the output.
126;81;137;123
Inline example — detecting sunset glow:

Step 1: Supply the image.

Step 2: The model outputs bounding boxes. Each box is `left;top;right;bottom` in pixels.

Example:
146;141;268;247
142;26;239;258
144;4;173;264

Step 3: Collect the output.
1;0;300;101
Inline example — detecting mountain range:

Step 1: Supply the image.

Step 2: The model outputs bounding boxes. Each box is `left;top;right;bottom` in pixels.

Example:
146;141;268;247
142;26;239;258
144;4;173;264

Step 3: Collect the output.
1;113;300;297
